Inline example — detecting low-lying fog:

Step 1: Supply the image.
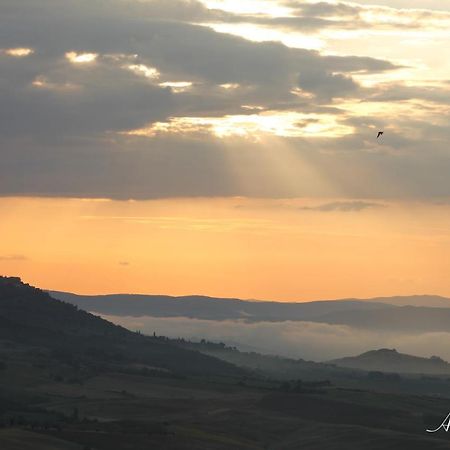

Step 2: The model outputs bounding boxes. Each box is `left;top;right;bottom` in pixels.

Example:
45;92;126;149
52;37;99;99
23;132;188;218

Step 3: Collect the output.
101;315;450;361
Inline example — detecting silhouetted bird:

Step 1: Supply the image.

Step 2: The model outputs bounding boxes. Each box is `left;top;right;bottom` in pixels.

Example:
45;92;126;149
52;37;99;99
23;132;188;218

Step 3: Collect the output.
377;131;384;139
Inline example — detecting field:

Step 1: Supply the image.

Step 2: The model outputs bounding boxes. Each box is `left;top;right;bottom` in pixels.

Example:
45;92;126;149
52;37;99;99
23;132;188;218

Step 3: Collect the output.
2;355;450;450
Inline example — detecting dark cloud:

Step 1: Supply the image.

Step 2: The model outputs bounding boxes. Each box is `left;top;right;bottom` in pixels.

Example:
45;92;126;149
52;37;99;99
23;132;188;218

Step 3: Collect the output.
1;121;450;200
367;83;450;104
0;0;448;200
298;69;359;100
0;0;398;138
279;0;450;32
292;2;360;18
299;201;385;212
197;0;450;35
0;58;174;138
0;134;237;199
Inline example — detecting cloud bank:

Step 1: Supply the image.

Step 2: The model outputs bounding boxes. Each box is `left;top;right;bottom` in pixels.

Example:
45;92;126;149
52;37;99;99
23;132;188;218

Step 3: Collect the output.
299;201;384;212
0;0;449;200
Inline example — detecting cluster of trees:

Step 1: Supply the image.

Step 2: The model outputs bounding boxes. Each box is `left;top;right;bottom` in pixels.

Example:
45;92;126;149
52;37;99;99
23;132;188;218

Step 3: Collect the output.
149;334;238;352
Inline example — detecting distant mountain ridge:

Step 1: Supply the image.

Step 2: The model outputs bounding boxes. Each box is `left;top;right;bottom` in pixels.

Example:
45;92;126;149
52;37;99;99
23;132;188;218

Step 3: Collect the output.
354;295;450;308
49;291;450;332
330;349;450;375
49;291;395;321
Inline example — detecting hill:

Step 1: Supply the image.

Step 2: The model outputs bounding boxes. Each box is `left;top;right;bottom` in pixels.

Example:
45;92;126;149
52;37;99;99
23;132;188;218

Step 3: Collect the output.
364;295;450;308
181;340;450;396
49;291;450;334
330;349;450;375
0;276;242;377
2;277;450;449
49;291;396;321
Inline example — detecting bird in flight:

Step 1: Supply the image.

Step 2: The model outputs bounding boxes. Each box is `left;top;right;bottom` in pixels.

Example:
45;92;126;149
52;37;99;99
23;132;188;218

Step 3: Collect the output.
377;131;384;139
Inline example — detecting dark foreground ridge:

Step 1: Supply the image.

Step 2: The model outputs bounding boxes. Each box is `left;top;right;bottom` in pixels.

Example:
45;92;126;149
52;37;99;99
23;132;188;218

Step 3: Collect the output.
0;276;242;377
2;276;450;449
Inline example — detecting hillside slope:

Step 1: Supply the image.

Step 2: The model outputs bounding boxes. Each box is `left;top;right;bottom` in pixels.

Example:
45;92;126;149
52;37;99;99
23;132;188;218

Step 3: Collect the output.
330;349;450;375
0;276;242;377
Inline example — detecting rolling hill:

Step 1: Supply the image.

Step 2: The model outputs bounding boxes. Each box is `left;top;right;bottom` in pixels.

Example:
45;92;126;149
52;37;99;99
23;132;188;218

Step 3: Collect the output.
2;277;450;449
49;291;396;321
49;291;450;333
0;276;242;377
330;348;450;375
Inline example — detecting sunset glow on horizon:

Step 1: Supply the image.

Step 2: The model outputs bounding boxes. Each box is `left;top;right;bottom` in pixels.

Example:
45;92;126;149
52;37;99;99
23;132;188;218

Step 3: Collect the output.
1;196;449;301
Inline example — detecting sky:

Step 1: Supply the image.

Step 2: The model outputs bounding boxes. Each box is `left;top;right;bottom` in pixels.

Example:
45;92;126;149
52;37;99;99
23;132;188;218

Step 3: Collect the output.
0;0;449;299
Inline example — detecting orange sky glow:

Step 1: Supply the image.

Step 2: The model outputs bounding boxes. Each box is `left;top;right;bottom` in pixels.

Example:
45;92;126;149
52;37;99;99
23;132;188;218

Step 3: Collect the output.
1;197;449;301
